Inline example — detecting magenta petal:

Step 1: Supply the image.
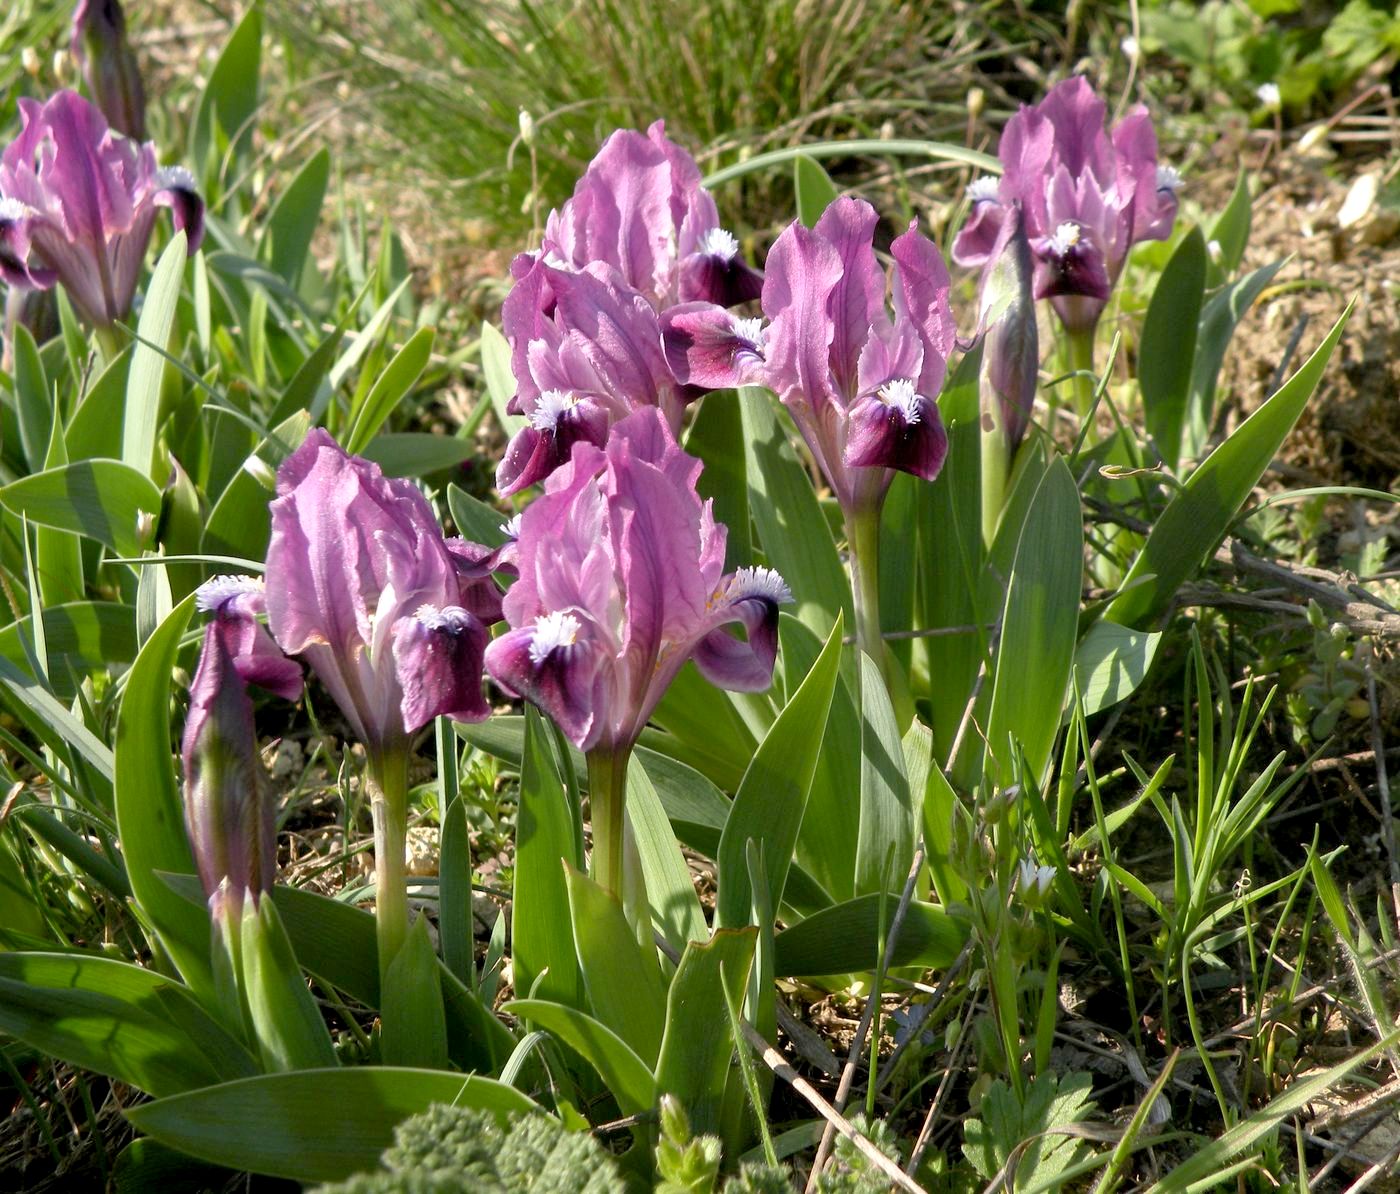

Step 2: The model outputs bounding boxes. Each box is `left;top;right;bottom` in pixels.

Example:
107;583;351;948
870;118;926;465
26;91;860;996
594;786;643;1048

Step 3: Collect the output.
1038;76;1109;179
813;197;885;398
0;205;57;291
890;222;955;397
678;245;764;306
760;220;843;413
154;166;205;254
951;190;1006;269
660;302;765;391
692;566;792;693
485;616;606;750
1031;222;1111;303
844;384;948;482
393;605;489;732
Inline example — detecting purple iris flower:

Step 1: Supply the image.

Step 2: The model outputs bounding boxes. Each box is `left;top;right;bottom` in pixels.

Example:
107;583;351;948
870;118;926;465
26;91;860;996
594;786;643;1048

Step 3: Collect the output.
495;254;684;496
264;429;498;755
663;196;955;515
0;89;202;328
541;120;761;311
71;0;147;140
181;577;300;914
485;407;791;754
952;76;1180;335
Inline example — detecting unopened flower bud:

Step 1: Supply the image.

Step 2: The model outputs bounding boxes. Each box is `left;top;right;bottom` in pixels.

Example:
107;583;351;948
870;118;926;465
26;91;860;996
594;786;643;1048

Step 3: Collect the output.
518;108;535;146
21;48;41;77
977;205;1039;457
967;86;985;122
71;0;147;139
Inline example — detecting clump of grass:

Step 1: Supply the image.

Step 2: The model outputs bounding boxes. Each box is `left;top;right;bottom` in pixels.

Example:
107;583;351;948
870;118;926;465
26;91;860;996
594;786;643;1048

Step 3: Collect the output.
267;0;988;241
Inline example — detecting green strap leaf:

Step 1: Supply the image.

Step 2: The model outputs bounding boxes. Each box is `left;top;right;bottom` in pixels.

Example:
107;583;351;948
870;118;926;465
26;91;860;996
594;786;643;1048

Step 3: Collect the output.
345;326;437;455
503;999;657;1117
654;928;757;1136
1141;226;1207;470
115;598;212;997
773;897;968;975
793;153;839;227
1108;301;1354;629
717;614;843;928
124;231;187;477
0;459;162;555
125;1068;537;1184
0;952;256;1097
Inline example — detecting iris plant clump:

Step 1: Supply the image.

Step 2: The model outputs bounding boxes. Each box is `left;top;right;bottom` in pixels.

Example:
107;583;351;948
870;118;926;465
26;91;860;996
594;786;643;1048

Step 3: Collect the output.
0;62;1179;1024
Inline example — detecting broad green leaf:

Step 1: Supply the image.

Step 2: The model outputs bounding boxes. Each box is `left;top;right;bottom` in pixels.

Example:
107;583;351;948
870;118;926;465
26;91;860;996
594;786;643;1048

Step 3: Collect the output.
740;386;850;636
773;897;967;975
0;459;161;554
203;411;311;560
261;147;330;287
1108;302;1353;628
646;660;756;789
794;154;839;227
0;952;256;1097
438;795;474;987
984;455;1082;788
513;707;583;1007
459;717;731;834
12;323;50;472
685;389;750;568
854;650;914;895
628;759;708;953
114;1138;232;1194
254;880;513;1073
65;344;130;462
1141;226;1207;470
358;431;473;478
124;232;187;476
717;615;842;928
0;655;114;788
480;321;525;435
380;914;449;1070
1206;170;1251;284
918;349;987;757
654;928;757;1136
240;895;339;1072
190;4;261;177
346;327;436;454
503;1000;657;1117
0;602;135;697
126;1068;537;1183
922;764;967;906
1184;257;1288;461
446;484;510;547
1072;622;1162;717
36;414;83;609
878;472;919;674
564;865;666;1065
782;615;858;902
114;599;212;996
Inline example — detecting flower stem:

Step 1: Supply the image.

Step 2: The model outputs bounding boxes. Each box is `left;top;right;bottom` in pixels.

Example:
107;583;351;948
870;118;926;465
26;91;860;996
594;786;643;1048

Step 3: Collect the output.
93;324;125;369
367;750;410;991
846;505;886;676
1066;326;1098;419
586;747;629;903
586;744;651;939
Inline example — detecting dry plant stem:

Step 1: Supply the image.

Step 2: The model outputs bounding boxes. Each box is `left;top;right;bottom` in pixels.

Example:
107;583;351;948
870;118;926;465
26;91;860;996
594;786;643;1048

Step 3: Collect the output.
806;849;926;1190
907;998;979;1176
876;940;974;1089
367;750;410;989
735;1015;928;1194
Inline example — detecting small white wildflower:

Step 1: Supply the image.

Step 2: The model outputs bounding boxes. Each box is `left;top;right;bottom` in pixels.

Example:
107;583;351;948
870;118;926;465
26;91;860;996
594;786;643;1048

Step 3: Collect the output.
1256;82;1281;111
1206;239;1223;264
1121;35;1140;60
